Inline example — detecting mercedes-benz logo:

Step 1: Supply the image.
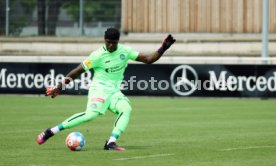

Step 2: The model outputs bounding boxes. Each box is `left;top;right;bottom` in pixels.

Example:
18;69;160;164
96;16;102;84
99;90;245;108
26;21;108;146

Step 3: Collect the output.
170;65;198;96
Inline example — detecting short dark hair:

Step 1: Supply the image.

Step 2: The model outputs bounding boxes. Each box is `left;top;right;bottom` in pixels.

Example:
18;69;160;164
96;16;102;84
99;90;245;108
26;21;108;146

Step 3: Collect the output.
104;27;120;40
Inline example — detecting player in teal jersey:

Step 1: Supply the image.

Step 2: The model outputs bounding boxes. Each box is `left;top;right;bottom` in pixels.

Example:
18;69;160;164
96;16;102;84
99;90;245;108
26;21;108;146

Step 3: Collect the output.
37;27;175;151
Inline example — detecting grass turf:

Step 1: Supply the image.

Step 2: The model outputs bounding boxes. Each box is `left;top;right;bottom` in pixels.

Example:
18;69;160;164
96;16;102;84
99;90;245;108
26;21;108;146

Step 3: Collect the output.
0;95;276;166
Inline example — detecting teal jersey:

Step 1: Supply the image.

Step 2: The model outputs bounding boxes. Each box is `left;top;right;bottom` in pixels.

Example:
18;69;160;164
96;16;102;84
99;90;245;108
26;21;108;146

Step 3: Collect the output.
82;44;139;91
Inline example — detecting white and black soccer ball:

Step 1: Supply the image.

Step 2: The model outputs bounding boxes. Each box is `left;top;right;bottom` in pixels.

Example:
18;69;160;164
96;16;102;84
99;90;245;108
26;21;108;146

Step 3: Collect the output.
65;132;85;151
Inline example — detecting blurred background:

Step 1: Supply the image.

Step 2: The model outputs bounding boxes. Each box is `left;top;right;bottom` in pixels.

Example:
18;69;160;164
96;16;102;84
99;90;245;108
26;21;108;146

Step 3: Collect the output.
0;0;276;36
0;0;276;97
0;0;276;58
0;0;121;36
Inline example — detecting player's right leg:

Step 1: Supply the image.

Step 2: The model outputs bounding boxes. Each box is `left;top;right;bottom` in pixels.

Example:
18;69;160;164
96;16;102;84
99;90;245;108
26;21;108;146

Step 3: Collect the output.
37;90;109;145
36;110;100;145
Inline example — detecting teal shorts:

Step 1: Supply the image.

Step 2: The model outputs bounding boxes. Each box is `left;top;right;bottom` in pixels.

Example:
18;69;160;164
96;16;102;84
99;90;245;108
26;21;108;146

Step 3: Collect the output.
85;89;130;115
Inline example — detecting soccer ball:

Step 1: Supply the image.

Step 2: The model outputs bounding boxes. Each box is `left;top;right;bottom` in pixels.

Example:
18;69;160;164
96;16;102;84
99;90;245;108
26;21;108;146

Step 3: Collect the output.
65;132;86;151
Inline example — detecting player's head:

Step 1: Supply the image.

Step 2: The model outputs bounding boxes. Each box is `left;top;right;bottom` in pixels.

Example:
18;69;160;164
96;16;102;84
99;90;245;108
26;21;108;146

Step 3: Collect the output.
104;27;120;53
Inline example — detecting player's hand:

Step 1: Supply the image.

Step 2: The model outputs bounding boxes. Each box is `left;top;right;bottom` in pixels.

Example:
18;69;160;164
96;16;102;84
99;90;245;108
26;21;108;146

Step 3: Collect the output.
158;34;176;55
45;85;61;98
161;34;176;50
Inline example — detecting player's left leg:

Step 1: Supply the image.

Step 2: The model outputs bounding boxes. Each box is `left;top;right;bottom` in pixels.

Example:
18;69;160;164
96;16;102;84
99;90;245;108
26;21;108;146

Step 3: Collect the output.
104;93;132;151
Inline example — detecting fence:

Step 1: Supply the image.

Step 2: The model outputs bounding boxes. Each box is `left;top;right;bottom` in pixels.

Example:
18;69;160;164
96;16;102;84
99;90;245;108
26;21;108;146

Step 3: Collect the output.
0;0;121;36
121;0;276;33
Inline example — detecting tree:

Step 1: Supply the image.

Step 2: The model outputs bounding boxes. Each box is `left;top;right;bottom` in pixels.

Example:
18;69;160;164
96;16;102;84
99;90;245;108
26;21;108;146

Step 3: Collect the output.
48;0;63;35
0;0;36;36
63;0;121;28
63;0;95;22
0;0;6;35
37;0;63;36
37;0;46;35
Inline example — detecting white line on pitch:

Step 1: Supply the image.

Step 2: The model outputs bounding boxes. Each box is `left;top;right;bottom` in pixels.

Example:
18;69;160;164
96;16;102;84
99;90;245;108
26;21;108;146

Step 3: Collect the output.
220;145;276;151
114;153;175;161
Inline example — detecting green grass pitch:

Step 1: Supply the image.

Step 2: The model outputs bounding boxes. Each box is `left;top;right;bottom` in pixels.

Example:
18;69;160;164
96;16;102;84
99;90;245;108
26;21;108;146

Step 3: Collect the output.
0;95;276;166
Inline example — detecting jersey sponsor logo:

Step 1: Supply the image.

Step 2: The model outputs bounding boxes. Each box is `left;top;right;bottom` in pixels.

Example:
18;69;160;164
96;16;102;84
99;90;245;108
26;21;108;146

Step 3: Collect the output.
120;54;126;60
91;97;105;103
105;65;125;73
84;59;92;68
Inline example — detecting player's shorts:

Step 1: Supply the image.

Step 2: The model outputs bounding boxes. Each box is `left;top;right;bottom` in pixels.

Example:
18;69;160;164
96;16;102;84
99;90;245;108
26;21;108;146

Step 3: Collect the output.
85;88;131;115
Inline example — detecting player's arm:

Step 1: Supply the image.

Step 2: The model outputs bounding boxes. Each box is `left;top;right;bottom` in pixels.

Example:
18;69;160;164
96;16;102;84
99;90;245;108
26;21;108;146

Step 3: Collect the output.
45;64;85;98
136;34;176;64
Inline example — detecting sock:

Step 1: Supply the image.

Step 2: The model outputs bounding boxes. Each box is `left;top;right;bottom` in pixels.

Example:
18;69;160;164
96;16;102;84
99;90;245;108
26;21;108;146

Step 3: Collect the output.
110;100;132;140
107;133;119;144
50;126;60;134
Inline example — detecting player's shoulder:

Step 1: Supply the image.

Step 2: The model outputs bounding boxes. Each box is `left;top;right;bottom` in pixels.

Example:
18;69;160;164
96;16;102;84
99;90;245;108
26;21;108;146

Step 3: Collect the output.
117;44;134;52
88;46;105;58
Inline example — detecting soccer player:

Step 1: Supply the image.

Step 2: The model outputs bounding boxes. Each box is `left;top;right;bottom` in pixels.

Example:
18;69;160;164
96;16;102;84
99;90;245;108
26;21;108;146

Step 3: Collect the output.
36;27;175;151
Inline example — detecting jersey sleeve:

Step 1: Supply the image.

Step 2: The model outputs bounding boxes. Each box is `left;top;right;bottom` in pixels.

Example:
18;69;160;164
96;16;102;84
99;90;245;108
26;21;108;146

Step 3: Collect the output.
81;52;99;71
126;46;139;61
